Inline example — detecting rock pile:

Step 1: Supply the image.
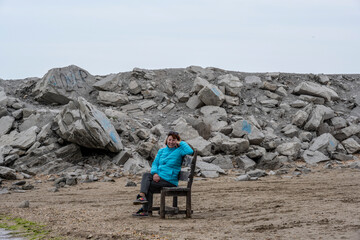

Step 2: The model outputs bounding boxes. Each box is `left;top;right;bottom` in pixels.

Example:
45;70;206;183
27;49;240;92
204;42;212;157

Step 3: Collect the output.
0;65;359;187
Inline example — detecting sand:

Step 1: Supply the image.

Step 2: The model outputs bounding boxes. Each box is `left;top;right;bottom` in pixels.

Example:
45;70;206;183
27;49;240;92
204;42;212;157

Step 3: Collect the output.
1;166;360;240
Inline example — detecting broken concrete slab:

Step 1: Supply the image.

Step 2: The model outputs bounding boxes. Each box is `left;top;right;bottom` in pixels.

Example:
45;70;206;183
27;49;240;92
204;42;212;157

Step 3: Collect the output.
32;65;96;105
56;97;123;152
198;85;225;106
293;81;339;101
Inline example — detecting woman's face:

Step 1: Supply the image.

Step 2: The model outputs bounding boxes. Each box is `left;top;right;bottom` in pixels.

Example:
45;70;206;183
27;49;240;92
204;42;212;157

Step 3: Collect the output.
167;135;178;148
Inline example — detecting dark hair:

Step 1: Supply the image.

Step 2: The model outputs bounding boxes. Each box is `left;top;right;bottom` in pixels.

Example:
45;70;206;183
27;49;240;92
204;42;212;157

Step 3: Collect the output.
165;131;181;145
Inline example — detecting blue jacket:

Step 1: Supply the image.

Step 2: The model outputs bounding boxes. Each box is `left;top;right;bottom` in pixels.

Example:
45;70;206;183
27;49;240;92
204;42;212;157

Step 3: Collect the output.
151;141;194;186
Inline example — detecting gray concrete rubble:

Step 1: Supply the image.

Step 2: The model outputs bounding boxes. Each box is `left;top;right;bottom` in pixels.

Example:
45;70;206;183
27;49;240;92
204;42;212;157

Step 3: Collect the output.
0;65;359;182
32;65;96;105
55;97;123;152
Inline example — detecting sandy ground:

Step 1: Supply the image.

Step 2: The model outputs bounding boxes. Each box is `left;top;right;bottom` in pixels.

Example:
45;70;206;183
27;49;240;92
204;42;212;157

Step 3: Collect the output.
1;166;360;240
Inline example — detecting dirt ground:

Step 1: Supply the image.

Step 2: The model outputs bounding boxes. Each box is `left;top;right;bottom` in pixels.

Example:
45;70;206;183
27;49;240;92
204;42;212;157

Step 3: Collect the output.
1;165;360;240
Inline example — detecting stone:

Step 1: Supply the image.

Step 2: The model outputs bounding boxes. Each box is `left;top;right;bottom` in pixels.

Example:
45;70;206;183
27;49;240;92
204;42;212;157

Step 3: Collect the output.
330;117;348;130
309;133;338;155
246;146;266;159
292;110;309;127
234;155;256;171
235;174;250;181
186;95;205;109
200;106;228;132
0;126;39;150
260;82;277;92
93;74;120;91
19;200;30;208
334;125;360;141
161;79;174;95
97;91;129;106
128;80;142;94
247;169;267;178
191;77;210;93
211;155;233;169
282;124;299;138
342;138;360;154
196;161;225;175
0;116;14;137
276;142;301;157
217;74;243;96
137;142;155;159
264;91;282;100
19;110;58;132
244;76;262;86
187;136;212;156
162;103;175;113
125;180;137;187
302;150;330;164
257;152;282;170
198;85;225;106
123;157;150;175
304;105;335;131
138;100;157;111
332;152;354;161
55;97;123;152
173;118;200;141
12;109;23;120
32;65;96;105
201;170;219;178
222;138;250;155
0;89;8;106
0;166;17;180
293;81;339;101
299;131;313;142
232;120;264;145
175;92;190;102
290;100;308;108
225;95;240;106
151;124;165;137
317;74;330;84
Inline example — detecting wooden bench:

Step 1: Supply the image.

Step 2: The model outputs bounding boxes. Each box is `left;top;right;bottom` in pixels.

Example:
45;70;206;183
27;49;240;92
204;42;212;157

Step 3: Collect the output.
148;149;198;218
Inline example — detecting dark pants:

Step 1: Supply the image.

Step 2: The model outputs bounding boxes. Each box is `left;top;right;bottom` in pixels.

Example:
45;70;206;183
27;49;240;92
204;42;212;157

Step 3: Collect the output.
140;173;176;212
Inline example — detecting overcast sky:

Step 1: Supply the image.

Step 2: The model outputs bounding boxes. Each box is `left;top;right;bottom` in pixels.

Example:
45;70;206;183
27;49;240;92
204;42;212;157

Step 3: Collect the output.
0;0;359;79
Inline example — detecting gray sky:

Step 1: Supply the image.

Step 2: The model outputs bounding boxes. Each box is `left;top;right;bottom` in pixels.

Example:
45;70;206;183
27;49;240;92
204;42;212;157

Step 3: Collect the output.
0;0;359;79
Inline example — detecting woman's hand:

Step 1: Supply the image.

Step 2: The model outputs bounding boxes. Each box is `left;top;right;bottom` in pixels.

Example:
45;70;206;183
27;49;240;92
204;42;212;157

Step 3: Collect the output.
176;140;180;147
153;173;160;182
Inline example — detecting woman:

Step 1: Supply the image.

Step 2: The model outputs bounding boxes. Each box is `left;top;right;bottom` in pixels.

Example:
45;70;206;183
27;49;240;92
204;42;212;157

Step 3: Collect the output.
132;131;194;217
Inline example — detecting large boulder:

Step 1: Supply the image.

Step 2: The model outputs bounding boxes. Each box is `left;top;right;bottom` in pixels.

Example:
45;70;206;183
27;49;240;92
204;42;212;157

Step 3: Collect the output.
172;118;200;141
0;116;14;137
304;105;335;131
187;136;212;156
93;74;120;91
293;81;339;101
32;65;96;105
276;142;301;157
309;133;338;155
198;85;225;106
341;138;360;154
55;97;123;152
232;120;265;145
200;106;228;132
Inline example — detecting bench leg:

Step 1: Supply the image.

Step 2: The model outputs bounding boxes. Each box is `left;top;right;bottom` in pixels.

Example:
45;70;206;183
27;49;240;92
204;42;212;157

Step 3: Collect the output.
186;191;191;218
160;191;166;219
173;196;178;208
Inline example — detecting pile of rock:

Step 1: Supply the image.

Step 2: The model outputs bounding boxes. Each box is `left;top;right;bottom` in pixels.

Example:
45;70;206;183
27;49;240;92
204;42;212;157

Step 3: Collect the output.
0;65;359;188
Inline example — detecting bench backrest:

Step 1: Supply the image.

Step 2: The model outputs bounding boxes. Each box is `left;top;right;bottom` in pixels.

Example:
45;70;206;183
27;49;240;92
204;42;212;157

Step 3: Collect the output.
178;149;197;189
